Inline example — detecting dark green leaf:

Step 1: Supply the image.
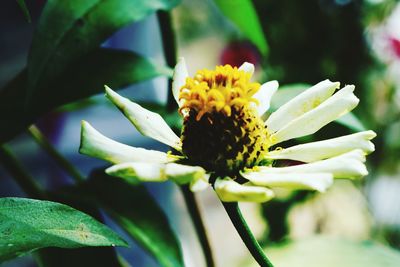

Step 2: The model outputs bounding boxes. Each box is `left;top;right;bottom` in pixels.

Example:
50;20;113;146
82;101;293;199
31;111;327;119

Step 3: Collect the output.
16;0;32;23
0;197;127;262
213;0;268;55
269;83;365;132
27;0;180;100
86;171;184;267
247;236;400;267
0;48;170;143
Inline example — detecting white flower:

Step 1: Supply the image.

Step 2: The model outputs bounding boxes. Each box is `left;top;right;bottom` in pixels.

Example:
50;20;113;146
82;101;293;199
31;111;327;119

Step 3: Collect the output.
368;3;400;88
80;58;376;203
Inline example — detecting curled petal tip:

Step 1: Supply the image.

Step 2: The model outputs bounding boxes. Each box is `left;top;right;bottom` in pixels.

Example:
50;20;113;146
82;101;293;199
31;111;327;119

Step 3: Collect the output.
238;62;255;75
172;58;189;106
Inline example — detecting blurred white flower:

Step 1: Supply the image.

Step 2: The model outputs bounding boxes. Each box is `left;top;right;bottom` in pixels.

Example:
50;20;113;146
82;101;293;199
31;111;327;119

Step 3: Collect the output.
368;3;400;85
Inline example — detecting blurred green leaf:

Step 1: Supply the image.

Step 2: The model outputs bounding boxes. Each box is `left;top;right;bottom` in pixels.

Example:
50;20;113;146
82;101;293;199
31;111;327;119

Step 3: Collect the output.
86;171;183;267
213;0;268;55
0;48;170;143
387;121;400;147
246;236;400;267
269;83;365;132
16;0;32;23
335;112;366;132
27;0;180;101
0;197;127;262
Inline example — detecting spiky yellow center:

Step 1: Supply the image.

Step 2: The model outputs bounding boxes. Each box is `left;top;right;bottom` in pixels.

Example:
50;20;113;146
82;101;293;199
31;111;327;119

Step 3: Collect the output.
178;65;271;176
179;65;261;120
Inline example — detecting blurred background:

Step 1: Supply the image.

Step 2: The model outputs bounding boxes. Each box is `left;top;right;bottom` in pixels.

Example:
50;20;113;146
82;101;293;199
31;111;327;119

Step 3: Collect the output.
1;0;400;266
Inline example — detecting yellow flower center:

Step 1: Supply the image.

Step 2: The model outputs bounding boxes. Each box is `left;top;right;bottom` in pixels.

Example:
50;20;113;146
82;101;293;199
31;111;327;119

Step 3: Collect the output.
178;65;272;176
179;65;261;120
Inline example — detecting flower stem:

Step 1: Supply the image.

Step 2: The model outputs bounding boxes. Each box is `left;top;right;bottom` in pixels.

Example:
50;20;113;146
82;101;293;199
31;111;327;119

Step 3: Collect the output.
0;145;45;199
181;185;215;267
27;125;85;183
222;202;274;267
157;10;178;111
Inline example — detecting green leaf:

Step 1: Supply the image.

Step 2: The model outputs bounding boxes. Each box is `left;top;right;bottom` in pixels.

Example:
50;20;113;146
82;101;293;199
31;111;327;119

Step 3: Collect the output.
86;171;184;267
269;83;365;132
0;197;127;262
213;0;268;55
246;236;400;267
16;0;32;23
34;192;127;267
27;0;180;100
335;112;366;132
0;48;170;143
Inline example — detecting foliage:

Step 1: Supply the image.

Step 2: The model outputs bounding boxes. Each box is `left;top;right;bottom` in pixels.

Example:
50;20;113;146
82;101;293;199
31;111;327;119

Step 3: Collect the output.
247;236;400;267
0;198;127;262
83;171;184;267
15;0;31;23
1;0;399;266
213;0;268;56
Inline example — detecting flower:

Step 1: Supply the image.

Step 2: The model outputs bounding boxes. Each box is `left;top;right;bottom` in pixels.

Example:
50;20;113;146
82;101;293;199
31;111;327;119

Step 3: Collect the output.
368;3;400;86
79;58;376;203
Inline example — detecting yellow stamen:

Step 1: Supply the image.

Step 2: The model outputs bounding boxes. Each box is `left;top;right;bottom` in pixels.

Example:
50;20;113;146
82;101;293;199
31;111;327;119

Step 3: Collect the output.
179;65;261;120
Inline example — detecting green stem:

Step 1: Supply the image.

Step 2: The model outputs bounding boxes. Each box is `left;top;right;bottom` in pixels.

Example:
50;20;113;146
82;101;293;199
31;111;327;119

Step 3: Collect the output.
222;202;274;267
27;125;84;183
157;10;178;111
181;185;215;267
0;145;45;199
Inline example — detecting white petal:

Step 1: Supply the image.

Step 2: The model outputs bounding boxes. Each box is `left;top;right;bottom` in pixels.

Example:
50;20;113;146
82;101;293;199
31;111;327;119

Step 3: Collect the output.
258;149;368;179
266;130;376;162
238;62;255;76
253;80;279;115
266;80;340;132
106;162;167;182
214;177;275;203
106;162;205;185
165;163;206;185
172;57;189;107
79;121;171;164
190;174;210;192
105;86;182;151
270;85;359;144
242;172;333;192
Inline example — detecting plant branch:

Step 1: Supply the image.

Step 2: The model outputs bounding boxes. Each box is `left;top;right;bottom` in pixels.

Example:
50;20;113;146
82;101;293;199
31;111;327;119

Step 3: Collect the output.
222;202;274;267
180;185;215;267
157;10;177;111
28;125;84;183
0;145;45;199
